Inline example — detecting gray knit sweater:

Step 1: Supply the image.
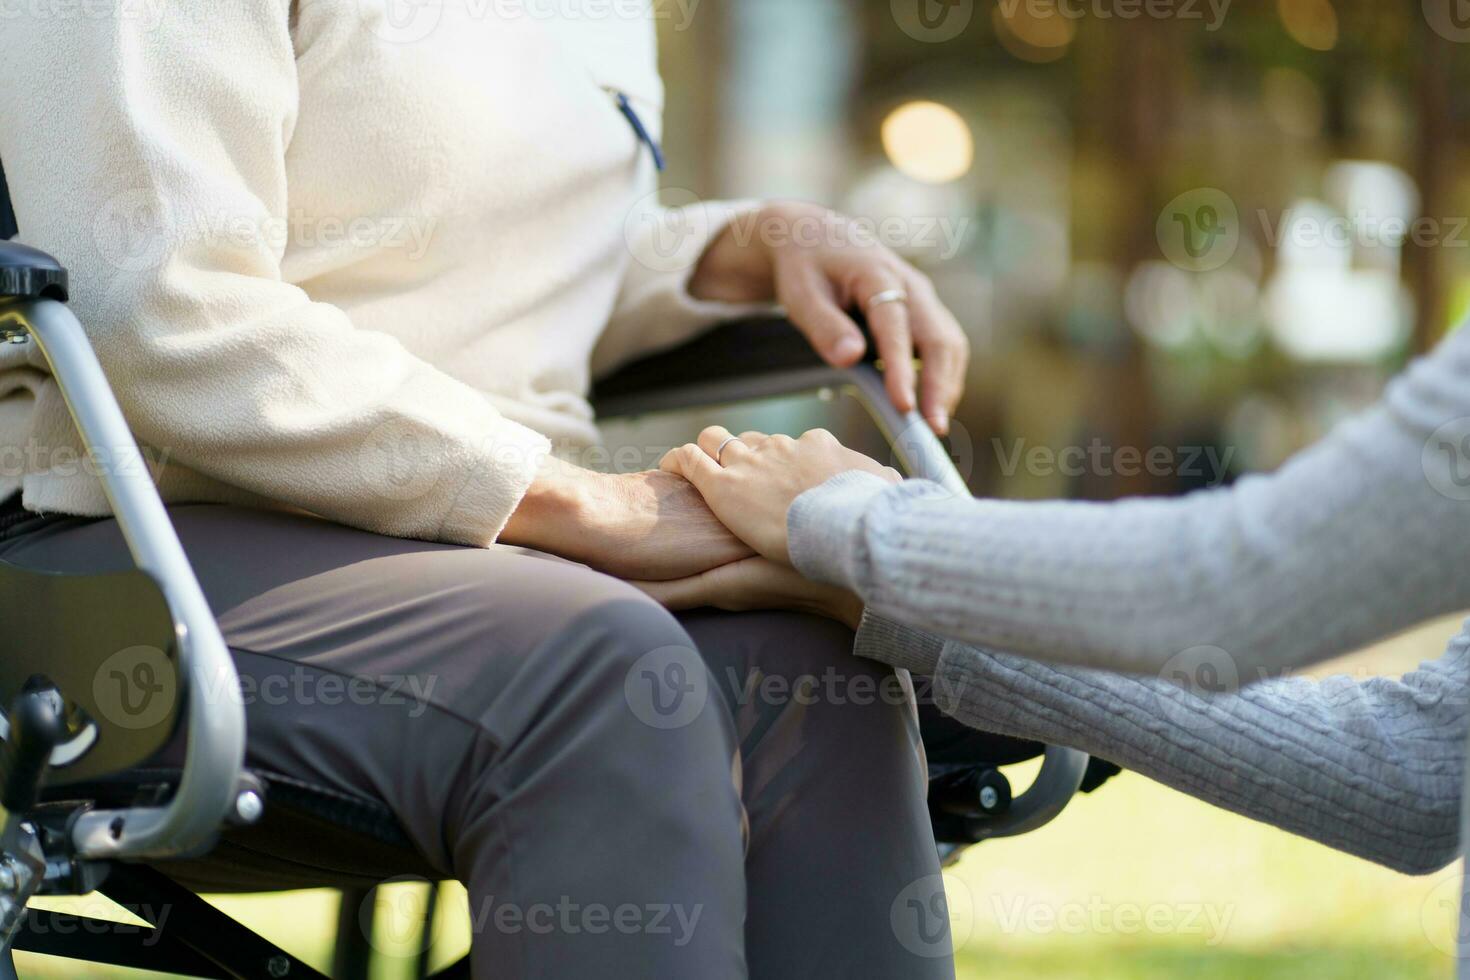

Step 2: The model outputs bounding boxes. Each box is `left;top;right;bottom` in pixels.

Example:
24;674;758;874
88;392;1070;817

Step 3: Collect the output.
788;322;1470;877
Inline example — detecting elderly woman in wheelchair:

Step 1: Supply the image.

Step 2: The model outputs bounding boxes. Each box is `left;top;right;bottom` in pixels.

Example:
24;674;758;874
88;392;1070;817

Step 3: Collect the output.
0;4;1099;979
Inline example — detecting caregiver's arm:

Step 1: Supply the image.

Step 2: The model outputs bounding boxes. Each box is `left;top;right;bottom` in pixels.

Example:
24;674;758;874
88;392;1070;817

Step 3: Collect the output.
790;325;1470;676
858;614;1467;875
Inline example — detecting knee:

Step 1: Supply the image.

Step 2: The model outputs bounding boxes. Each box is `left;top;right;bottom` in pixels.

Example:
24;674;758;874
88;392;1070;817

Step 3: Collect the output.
546;577;696;681
448;577;741;816
440;585;748;900
485;578;735;755
450;554;704;702
566;595;727;738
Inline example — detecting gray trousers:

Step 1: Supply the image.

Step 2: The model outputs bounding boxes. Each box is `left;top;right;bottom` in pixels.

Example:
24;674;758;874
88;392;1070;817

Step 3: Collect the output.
0;504;951;979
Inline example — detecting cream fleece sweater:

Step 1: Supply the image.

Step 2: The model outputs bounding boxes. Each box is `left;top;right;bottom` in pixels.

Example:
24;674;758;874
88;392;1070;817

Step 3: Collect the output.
0;2;753;545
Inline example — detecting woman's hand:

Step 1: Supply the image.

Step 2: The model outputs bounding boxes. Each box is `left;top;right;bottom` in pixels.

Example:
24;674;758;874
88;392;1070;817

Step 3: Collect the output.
633;556;865;630
501;456;753;581
689;201;970;435
660;426;901;565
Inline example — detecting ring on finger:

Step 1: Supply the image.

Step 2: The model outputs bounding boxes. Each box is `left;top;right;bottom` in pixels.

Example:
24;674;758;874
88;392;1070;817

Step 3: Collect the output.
866;288;908;314
715;436;741;465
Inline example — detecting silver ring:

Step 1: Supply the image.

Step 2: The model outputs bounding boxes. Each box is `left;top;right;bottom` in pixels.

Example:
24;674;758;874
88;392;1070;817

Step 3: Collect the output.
715;436;741;465
866;288;909;313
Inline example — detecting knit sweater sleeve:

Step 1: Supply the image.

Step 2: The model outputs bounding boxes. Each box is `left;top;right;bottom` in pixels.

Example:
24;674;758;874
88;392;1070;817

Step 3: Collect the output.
0;4;549;546
790;324;1470;678
852;614;1469;875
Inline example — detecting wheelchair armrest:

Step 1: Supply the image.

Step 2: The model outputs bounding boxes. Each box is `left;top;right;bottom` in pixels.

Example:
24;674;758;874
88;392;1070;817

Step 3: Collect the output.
0;273;247;862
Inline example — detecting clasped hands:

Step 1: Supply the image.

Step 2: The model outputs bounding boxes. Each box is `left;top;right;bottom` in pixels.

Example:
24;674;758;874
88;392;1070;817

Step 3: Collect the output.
501;429;895;629
501;200;965;626
635;426;902;630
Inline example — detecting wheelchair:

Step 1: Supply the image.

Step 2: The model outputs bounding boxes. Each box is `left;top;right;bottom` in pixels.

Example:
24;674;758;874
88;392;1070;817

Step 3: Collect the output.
0;159;1090;978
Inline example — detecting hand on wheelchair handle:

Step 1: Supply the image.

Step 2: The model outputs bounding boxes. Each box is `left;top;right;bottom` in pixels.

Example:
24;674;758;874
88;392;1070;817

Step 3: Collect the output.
689;201;972;436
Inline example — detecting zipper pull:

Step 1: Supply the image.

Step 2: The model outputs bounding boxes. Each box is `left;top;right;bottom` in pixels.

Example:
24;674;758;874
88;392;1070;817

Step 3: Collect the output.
612;90;666;172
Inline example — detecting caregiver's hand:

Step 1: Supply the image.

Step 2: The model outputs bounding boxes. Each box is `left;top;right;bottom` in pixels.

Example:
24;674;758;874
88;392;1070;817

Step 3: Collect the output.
633;557;865;630
688;201;970;435
501;455;753;581
660;426;901;565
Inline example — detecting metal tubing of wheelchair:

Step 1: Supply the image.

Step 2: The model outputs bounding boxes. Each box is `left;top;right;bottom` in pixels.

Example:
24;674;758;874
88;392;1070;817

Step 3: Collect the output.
842;364;970;497
0;298;246;861
842;363;1090;840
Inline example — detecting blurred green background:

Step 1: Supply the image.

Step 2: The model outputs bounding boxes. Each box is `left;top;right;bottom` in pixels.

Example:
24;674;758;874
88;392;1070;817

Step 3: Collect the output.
657;0;1470;509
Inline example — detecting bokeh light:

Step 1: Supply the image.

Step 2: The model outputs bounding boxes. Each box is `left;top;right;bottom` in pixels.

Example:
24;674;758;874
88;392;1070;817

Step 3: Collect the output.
1124;260;1197;349
880;101;975;184
1262;67;1324;138
993;0;1076;63
1277;0;1339;51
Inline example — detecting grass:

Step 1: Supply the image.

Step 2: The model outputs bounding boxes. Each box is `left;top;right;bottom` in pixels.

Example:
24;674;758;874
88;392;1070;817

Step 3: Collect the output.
20;617;1466;979
957;946;1445;980
947;768;1456;979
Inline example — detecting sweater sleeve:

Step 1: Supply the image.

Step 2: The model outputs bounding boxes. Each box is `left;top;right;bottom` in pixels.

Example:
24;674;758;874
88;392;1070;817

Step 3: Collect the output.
591;198;776;377
790;324;1470;677
854;614;1468;875
0;5;549;546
